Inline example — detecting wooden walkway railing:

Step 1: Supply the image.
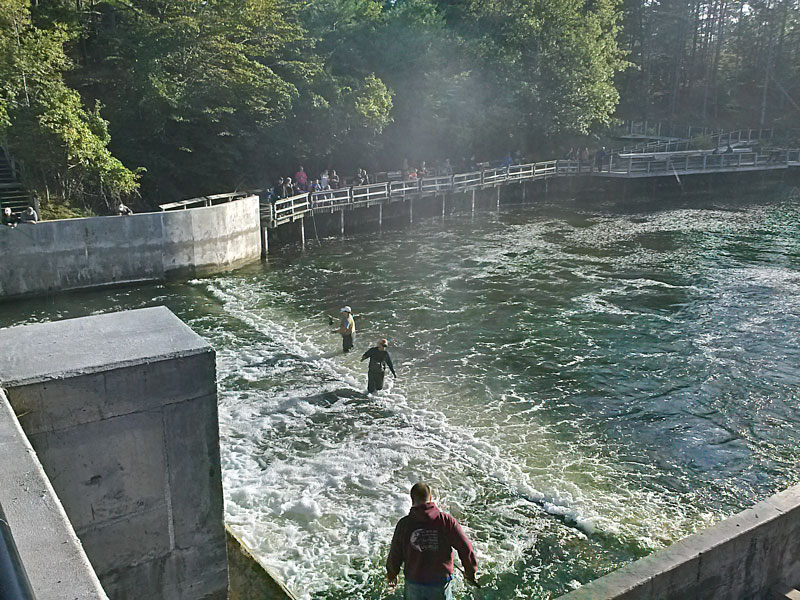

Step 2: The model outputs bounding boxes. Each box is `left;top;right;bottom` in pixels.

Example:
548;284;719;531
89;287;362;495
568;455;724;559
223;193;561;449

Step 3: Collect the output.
262;149;799;228
263;160;584;227
604;151;789;177
622;128;775;154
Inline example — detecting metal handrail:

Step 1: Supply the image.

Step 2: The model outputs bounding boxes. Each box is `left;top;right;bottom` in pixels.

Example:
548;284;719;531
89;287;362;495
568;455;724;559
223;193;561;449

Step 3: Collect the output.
389;179;420;197
160;191;255;211
272;192;311;226
311;187;350;209
0;505;36;600
351;182;389;206
453;171;482;190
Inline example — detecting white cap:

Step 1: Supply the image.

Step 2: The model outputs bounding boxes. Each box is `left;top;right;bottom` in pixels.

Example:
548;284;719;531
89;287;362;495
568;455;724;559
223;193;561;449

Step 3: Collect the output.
340;306;351;313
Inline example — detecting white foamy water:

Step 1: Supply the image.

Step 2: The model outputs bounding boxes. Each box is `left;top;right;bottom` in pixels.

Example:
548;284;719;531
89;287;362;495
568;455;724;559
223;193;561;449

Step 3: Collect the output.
202;269;719;598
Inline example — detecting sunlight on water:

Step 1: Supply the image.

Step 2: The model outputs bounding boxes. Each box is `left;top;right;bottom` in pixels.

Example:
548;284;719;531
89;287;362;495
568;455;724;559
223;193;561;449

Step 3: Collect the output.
2;191;800;598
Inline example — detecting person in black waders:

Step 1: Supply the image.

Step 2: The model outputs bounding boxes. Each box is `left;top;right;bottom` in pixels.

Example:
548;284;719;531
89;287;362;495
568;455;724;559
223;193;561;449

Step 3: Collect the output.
361;338;397;393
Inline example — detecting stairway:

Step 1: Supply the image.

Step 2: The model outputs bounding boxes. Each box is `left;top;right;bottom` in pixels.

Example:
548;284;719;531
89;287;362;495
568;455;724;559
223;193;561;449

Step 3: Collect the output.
0;152;31;215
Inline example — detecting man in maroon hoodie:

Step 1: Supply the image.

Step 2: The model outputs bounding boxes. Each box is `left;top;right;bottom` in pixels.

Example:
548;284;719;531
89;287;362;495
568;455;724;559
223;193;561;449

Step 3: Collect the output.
386;482;478;599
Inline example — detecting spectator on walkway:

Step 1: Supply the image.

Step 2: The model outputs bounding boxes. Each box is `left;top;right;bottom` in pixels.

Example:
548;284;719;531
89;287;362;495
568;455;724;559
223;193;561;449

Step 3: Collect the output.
281;177;293;198
355;168;368;185
418;161;427;178
329;169;340;189
117;203;133;216
20;206;38;224
443;158;453;175
386;482;478;597
295;166;308;191
320;170;330;190
272;177;285;199
594;147;607;171
499;151;513;168
309;179;321;193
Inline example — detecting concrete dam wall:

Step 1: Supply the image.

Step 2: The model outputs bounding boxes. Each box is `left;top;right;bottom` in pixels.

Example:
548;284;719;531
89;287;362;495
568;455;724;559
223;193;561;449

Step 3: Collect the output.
0;195;261;300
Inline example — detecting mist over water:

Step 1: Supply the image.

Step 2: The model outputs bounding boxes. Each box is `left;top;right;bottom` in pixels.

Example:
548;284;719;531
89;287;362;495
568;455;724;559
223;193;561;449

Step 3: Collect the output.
3;191;800;598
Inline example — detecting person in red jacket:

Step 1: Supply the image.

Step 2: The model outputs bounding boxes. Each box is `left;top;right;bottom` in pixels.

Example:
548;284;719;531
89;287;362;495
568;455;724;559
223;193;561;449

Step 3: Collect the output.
386;482;478;598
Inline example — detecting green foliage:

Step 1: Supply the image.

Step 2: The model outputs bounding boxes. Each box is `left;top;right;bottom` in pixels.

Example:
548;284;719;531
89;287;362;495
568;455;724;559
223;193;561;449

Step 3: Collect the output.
4;0;633;205
0;0;138;214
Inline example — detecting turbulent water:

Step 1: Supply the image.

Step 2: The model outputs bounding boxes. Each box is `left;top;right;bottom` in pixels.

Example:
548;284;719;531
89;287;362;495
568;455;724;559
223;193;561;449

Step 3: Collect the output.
3;190;800;599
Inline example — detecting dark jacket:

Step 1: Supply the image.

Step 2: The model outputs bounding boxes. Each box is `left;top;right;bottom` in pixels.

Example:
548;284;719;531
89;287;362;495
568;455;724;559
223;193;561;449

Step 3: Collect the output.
387;502;477;584
361;347;396;377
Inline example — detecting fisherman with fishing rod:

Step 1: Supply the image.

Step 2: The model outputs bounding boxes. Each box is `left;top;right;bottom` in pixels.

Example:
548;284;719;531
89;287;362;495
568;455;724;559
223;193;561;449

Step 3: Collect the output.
387;482;479;598
330;305;356;353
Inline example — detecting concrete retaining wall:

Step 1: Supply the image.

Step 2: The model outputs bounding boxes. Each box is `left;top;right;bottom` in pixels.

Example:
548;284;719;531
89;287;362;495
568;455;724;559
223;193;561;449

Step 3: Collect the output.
559;483;800;600
0;390;108;600
0;307;229;599
0;196;261;300
226;526;297;600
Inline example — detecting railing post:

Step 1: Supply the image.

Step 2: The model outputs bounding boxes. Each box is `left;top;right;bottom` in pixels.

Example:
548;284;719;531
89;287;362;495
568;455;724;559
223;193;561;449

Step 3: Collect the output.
703;155;707;170
628;157;633;175
738;154;742;168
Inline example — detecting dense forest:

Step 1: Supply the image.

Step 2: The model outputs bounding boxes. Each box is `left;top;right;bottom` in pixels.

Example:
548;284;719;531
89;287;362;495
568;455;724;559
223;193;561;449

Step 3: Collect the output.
1;0;799;213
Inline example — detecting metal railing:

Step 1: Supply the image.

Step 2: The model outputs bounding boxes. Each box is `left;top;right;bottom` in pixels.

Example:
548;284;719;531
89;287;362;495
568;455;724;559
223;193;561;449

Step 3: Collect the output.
0;505;35;600
159;191;255;211
310;187;350;209
623;128;775;154
351;182;389;206
258;147;797;228
603;151;785;176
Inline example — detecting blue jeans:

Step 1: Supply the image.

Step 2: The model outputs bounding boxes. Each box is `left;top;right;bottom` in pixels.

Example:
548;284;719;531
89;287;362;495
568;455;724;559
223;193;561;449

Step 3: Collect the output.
404;578;454;600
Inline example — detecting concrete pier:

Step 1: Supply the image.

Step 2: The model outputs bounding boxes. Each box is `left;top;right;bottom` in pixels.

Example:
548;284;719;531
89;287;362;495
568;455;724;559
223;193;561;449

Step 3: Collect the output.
0;307;228;599
558;483;800;600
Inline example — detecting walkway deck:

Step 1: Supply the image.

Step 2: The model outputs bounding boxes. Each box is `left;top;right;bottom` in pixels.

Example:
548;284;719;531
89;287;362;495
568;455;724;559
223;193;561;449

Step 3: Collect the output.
261;148;799;229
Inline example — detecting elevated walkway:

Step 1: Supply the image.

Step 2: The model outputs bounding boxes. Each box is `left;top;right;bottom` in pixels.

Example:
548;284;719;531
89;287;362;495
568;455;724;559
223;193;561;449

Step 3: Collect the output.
261;148;799;229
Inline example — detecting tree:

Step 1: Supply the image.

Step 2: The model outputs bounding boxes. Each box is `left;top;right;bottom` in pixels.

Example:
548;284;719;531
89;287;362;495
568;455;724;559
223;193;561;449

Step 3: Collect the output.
0;0;138;213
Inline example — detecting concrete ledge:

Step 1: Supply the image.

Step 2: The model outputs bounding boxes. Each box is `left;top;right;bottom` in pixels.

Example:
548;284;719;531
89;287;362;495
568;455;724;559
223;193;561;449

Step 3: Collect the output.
226;525;297;600
0;195;261;300
0;390;107;599
559;483;800;600
0;307;228;599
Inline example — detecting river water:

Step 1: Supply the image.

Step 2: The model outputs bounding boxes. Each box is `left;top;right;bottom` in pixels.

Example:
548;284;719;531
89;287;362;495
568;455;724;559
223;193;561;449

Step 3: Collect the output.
2;189;800;599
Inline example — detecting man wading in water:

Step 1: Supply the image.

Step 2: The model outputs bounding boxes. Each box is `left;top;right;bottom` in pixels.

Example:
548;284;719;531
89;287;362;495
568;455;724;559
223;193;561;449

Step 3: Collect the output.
387;482;478;598
335;306;355;353
361;338;396;393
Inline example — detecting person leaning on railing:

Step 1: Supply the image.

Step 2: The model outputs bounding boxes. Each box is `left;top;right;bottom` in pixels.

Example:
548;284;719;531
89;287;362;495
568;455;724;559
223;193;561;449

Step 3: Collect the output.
20;207;38;224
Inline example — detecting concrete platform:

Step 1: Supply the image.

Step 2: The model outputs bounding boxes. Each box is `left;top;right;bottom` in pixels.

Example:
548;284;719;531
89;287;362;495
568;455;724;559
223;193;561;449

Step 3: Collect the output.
0;307;228;599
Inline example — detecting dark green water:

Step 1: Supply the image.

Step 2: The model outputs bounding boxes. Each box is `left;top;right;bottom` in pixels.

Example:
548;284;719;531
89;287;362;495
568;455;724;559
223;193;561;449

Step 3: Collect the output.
2;190;800;599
